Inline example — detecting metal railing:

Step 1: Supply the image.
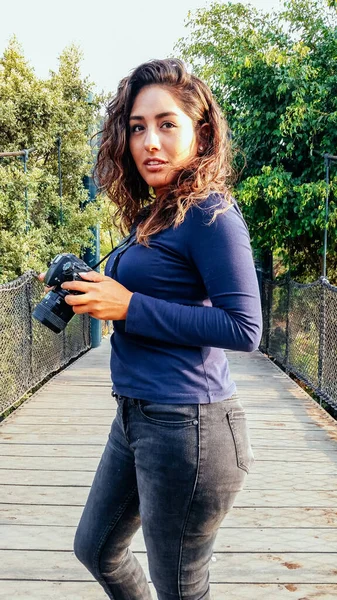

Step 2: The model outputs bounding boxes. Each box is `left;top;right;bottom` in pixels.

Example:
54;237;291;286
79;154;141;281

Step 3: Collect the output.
0;271;91;416
260;274;337;410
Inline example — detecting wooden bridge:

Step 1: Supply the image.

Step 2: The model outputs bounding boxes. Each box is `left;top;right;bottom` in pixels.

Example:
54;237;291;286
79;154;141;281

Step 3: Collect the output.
1;339;337;599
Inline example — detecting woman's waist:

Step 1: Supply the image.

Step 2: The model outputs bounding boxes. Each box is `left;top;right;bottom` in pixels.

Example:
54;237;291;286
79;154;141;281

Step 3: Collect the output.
110;334;235;403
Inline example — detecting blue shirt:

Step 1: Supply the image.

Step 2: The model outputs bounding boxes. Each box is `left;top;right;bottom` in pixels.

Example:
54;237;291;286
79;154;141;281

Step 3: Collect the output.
105;193;262;404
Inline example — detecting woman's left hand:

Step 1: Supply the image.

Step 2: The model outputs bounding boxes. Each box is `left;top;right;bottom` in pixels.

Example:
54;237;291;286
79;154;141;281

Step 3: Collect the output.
61;271;133;321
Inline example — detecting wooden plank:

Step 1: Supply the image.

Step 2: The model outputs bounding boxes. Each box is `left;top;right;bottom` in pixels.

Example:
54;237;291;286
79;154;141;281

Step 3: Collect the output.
0;470;96;486
19;407;324;418
2;445;335;463
3;457;337;475
0;549;143;581
206;552;337;583
238;489;337;507
254;449;337;461
6;415;114;425
1;524;337;553
249;430;337;441
0;434;108;444
251;421;335;431
2;468;337;490
214;528;337;552
23;400;114;409
252;442;337;451
3;582;337;600
2;550;337;583
3;424;337;443
27;391;113;400
2;503;337;528
0;485;90;505
249;473;337;490
0;504;83;526
2;485;337;507
1;424;111;435
2;436;337;451
0;444;104;457
9;414;333;430
245;408;331;415
251;462;337;475
14;408;114;414
0;457;101;471
0;581;108;600
224;507;337;528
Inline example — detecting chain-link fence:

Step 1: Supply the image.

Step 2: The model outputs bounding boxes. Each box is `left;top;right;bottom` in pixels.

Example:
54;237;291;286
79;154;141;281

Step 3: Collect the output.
260;275;337;410
0;271;90;415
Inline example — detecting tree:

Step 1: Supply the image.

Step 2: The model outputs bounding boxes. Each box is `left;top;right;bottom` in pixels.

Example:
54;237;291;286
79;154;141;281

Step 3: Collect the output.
176;0;337;281
0;37;107;283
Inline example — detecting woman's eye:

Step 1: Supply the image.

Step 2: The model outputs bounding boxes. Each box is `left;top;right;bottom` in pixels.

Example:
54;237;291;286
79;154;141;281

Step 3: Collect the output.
161;122;176;129
131;125;144;133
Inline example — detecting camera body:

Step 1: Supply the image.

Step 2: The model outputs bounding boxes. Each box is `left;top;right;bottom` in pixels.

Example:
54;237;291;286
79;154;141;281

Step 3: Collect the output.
33;253;92;333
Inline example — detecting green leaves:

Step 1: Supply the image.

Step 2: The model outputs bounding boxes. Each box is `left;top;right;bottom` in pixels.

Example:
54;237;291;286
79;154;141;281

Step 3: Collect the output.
176;0;337;281
0;38;106;283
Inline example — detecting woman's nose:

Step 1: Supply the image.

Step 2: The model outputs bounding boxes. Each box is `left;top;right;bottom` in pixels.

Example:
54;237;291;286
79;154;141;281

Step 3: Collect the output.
144;129;161;151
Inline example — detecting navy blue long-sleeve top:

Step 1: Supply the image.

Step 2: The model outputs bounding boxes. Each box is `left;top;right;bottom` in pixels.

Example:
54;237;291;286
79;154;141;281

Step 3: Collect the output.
104;193;262;404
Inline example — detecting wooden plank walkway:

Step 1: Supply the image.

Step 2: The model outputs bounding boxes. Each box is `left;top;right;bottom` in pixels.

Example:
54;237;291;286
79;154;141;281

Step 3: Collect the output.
1;339;337;599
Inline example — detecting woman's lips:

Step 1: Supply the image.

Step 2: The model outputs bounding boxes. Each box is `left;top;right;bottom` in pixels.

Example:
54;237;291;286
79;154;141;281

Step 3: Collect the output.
143;160;168;172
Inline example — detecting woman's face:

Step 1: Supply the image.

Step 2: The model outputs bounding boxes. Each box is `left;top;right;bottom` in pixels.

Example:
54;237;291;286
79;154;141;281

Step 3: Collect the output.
129;85;198;195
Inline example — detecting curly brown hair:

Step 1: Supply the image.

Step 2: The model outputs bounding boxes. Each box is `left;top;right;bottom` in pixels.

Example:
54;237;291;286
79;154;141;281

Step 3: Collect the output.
94;58;235;246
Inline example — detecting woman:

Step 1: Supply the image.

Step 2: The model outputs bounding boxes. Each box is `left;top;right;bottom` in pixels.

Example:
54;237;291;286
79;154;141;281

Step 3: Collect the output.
56;59;262;599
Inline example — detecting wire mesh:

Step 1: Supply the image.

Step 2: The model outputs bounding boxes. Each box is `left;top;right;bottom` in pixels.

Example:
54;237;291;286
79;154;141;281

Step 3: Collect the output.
0;271;90;415
260;275;337;410
269;280;288;365
288;281;320;390
322;281;337;406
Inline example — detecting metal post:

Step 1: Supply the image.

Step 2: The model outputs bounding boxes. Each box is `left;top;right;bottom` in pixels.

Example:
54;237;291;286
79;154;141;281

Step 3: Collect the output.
56;136;63;225
321;152;337;277
82;175;101;348
322;154;330;278
23;149;29;233
81;91;102;348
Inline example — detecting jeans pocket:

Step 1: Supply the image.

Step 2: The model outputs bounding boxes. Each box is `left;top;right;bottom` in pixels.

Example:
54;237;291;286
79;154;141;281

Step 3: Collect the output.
227;408;255;474
137;401;198;427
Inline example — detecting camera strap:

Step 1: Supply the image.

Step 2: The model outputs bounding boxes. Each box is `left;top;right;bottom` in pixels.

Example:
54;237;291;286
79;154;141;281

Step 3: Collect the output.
91;230;137;271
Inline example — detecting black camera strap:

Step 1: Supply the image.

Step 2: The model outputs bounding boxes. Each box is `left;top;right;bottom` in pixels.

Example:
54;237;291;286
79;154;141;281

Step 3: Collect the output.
91;230;137;271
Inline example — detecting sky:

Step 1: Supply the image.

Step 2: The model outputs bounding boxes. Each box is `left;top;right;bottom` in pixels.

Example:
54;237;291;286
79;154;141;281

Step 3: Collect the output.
1;0;282;95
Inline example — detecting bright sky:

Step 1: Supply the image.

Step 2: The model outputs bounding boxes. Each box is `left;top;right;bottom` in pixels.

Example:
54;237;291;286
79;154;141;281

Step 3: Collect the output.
1;0;282;95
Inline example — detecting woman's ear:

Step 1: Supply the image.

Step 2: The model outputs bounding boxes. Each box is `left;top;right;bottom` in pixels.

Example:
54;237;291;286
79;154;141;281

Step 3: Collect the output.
197;123;211;153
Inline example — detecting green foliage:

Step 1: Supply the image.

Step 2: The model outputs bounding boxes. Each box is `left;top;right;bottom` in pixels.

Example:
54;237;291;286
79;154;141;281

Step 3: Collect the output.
0;37;108;283
176;0;337;281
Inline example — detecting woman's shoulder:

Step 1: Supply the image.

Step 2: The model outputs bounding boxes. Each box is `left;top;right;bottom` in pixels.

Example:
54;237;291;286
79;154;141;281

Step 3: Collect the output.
197;190;234;207
184;191;249;240
189;191;239;222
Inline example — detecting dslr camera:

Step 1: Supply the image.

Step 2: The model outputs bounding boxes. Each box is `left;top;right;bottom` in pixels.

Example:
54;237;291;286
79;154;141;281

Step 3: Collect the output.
33;253;92;333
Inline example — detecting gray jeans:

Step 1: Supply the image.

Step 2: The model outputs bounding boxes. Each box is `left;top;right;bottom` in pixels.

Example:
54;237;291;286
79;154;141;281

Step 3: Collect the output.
73;395;254;599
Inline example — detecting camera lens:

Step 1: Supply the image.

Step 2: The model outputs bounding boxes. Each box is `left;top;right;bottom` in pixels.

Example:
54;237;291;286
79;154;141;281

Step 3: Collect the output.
33;289;75;333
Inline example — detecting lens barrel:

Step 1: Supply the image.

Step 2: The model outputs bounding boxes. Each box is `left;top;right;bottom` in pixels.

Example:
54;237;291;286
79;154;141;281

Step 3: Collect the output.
33;289;75;333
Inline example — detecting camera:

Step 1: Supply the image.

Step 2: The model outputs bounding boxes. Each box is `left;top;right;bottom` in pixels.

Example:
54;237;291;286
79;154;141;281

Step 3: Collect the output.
33;253;92;333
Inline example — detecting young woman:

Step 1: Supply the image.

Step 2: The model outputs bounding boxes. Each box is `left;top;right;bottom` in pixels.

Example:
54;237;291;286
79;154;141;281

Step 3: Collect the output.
57;59;262;600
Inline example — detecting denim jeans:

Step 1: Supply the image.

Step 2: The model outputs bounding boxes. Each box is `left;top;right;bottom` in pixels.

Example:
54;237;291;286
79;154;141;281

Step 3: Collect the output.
73;395;255;600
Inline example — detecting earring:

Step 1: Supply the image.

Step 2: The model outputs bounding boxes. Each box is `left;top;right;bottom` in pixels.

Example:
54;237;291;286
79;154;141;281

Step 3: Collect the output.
199;145;204;151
